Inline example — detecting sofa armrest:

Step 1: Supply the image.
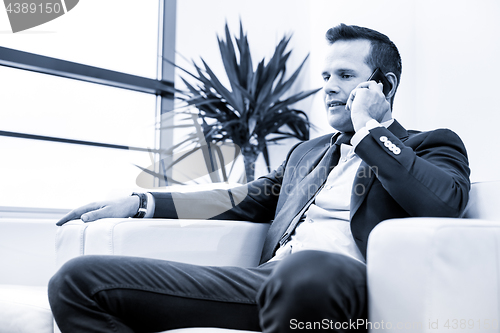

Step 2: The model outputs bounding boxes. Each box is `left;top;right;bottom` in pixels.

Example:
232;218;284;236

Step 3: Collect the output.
367;217;500;330
56;218;270;269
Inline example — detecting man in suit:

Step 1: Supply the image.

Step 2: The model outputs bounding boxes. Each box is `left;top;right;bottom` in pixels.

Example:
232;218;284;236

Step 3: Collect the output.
49;24;470;332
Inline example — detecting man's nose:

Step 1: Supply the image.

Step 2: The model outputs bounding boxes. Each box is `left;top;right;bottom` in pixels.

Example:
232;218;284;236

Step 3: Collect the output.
323;78;340;95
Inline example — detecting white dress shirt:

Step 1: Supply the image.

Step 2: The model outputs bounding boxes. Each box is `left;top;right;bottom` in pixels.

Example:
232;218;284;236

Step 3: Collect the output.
270;119;394;263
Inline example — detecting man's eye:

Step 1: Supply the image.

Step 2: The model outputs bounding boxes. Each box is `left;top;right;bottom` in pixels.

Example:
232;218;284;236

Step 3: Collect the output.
341;74;352;79
322;76;330;82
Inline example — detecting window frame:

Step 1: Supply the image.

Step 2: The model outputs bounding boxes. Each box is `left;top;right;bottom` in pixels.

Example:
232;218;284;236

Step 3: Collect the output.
0;0;177;213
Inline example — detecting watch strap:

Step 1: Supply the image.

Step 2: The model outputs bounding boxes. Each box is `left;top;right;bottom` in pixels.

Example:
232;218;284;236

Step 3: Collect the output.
131;192;148;218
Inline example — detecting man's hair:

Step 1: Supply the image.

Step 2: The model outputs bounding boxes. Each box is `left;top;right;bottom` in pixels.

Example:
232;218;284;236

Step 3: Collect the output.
326;24;402;94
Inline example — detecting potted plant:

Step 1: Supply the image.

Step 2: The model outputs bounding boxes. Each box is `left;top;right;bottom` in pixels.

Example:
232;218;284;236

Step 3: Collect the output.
138;22;320;184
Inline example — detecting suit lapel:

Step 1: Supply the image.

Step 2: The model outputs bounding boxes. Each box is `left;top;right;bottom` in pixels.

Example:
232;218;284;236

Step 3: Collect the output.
288;142;330;185
350;120;409;218
260;138;331;263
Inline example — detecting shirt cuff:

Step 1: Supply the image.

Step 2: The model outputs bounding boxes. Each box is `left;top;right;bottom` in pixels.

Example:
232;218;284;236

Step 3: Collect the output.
351;119;382;147
144;192;155;218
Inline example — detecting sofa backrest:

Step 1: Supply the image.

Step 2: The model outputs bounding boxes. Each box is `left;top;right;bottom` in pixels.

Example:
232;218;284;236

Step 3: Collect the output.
463;181;500;221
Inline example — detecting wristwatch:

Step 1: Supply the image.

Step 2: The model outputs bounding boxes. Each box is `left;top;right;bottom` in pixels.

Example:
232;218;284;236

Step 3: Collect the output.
131;192;148;218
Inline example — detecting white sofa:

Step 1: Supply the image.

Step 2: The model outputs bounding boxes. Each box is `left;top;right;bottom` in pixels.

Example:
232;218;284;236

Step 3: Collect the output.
1;181;499;333
0;219;58;333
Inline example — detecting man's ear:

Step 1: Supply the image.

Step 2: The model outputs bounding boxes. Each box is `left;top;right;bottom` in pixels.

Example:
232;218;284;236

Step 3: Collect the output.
385;72;398;101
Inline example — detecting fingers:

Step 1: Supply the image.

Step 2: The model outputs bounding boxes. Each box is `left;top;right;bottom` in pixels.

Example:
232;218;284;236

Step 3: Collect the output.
345;89;356;111
367;81;385;96
56;211;77;226
346;81;384;111
355;80;384;93
81;206;110;223
56;196;139;226
56;202;104;226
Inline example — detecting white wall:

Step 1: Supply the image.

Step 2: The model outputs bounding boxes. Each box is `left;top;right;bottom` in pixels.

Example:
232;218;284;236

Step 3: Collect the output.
175;0;500;182
308;0;500;182
412;0;500;182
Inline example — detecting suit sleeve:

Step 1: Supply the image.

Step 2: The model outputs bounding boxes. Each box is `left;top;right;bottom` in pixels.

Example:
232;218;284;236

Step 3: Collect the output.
150;143;302;222
354;127;470;217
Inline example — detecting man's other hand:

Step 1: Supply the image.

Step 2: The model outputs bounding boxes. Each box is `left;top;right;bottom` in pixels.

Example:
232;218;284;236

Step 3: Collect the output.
56;195;140;226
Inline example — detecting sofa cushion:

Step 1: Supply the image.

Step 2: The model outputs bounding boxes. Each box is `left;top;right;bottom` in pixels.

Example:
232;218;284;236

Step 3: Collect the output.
0;285;53;333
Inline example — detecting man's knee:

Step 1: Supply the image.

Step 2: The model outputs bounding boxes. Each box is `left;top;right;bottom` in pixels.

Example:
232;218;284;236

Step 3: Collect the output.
264;251;366;292
257;251;367;331
49;256;111;305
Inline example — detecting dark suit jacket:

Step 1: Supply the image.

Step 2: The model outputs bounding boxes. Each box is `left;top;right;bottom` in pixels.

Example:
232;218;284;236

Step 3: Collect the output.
152;120;470;264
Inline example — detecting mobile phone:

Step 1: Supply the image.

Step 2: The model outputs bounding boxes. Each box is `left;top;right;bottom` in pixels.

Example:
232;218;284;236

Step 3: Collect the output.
368;68;392;96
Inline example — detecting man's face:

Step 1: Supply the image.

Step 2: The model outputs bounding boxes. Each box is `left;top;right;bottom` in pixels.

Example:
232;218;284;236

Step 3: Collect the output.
321;39;374;132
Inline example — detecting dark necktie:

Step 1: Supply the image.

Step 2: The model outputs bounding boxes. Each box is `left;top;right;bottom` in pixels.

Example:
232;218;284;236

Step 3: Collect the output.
259;132;353;263
303;132;353;197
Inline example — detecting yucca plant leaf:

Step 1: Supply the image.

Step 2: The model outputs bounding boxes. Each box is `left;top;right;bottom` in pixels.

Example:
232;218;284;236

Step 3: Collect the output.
211;144;228;182
133;164;186;186
250;60;265;99
162;145;205;171
230;78;256;104
217;26;245;110
253;35;290;99
254;110;310;141
178;76;204;97
262;143;271;173
218;24;239;83
265;88;321;116
163;57;206;90
147;20;321;184
163;132;200;153
255;58;285;107
258;55;310;112
235;21;253;89
200;59;245;113
265;135;300;143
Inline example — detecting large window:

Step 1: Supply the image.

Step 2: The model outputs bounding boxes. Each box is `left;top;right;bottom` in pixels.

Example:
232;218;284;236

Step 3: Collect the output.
0;0;175;211
0;0;159;78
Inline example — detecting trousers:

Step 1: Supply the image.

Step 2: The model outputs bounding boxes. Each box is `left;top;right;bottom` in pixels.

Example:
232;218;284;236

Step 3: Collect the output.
48;250;367;332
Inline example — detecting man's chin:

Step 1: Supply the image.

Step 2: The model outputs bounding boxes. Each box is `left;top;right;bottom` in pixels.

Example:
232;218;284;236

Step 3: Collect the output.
326;111;353;131
327;120;354;133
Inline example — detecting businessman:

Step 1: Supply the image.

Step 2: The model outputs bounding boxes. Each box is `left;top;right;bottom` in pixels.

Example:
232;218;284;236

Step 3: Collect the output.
49;24;470;332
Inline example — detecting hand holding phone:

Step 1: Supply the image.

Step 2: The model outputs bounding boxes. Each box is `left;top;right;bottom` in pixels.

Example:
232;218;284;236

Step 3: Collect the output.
367;68;392;96
347;68;393;132
346;68;392;111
